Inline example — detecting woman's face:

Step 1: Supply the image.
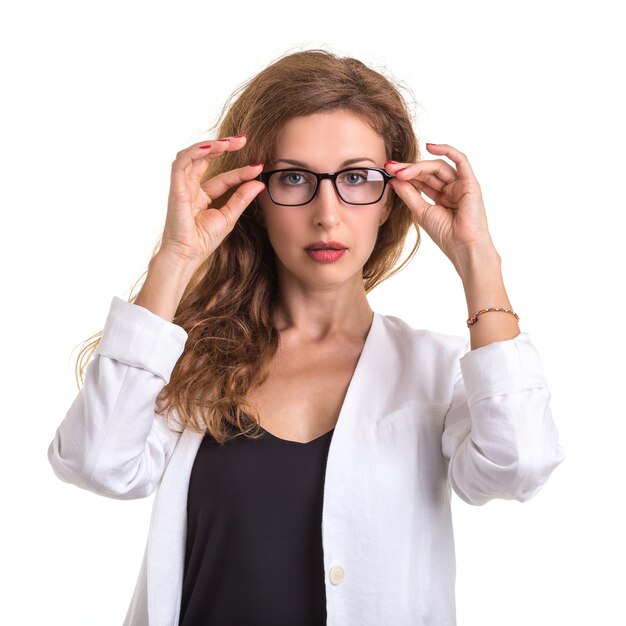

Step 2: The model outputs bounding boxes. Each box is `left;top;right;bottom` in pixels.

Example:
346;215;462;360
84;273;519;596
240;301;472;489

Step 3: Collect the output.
256;109;393;289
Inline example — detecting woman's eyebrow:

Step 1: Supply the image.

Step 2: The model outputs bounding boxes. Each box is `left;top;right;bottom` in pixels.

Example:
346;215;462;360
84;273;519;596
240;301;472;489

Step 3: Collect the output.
273;157;377;167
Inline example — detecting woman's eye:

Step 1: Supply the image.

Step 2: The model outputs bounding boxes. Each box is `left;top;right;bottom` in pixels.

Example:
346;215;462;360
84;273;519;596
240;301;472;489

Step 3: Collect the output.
280;171;306;185
341;170;368;184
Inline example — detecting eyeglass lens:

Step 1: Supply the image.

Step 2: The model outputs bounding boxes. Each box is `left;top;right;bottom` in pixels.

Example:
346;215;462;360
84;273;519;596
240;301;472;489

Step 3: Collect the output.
268;168;385;205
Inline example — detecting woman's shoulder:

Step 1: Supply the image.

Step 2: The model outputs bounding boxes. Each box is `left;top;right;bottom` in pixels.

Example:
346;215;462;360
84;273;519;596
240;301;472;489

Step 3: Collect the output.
376;311;468;355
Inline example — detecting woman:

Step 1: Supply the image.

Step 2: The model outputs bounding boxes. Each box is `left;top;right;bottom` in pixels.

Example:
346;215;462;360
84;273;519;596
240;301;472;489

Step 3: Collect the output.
47;49;566;625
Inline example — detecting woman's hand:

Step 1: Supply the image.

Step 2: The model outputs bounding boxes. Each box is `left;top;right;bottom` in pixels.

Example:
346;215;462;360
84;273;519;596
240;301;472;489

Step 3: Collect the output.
386;144;498;273
159;135;266;267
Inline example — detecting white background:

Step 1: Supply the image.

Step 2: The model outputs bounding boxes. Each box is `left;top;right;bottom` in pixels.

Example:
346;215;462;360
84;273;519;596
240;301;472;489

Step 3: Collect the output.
2;0;623;624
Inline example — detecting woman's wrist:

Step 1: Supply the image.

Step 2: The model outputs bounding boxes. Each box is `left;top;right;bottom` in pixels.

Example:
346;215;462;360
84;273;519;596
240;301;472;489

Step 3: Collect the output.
134;253;198;322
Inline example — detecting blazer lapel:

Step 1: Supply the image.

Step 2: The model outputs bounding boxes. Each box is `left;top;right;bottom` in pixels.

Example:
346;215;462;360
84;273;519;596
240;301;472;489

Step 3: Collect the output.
328;311;399;433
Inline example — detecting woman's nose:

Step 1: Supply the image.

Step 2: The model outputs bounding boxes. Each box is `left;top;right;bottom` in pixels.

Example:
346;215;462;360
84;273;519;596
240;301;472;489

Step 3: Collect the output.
316;178;343;205
312;180;344;223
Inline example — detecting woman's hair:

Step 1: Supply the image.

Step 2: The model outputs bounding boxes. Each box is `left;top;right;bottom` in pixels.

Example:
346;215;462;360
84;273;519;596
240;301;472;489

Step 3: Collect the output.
75;47;423;445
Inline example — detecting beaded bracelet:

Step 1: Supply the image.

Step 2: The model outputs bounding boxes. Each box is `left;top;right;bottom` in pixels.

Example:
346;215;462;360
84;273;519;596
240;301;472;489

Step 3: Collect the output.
467;307;520;328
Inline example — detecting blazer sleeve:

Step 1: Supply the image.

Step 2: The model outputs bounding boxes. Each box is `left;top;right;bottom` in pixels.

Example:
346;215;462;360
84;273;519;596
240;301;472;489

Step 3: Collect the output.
47;296;189;500
441;331;566;506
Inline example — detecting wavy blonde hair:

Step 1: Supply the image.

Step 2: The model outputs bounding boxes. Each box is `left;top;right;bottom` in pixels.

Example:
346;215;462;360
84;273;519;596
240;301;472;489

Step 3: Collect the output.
75;48;423;445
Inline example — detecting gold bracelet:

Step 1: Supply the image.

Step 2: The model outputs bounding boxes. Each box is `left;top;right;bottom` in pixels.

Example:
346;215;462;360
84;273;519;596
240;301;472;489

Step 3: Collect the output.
467;307;520;328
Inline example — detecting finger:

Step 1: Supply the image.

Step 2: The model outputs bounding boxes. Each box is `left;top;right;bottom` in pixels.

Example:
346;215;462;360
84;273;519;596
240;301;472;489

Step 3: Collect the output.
413;179;460;208
387;159;457;185
424;143;476;179
413;181;447;204
170;140;232;197
386;162;446;192
391;178;443;203
213;179;267;230
169;138;239;201
200;163;265;201
407;171;446;192
180;135;248;175
187;138;237;184
390;178;450;225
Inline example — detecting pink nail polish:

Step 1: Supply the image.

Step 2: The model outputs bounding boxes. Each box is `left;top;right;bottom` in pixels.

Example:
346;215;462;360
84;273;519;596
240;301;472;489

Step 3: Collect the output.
218;139;230;142
199;144;212;149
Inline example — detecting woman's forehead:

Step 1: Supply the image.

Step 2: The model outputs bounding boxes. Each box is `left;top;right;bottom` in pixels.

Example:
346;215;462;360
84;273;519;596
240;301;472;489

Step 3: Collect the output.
273;111;384;145
269;132;386;169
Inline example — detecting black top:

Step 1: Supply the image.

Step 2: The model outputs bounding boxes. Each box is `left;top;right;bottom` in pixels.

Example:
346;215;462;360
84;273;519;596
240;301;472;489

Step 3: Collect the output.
179;423;335;626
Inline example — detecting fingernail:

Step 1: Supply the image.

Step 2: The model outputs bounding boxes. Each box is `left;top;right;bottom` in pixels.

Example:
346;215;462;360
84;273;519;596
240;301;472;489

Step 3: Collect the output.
250;163;263;167
395;167;408;173
199;144;212;149
218;138;231;142
384;160;398;165
426;143;438;146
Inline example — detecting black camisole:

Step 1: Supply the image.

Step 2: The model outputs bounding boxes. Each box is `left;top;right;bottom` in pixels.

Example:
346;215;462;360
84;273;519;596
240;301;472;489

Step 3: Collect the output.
178;423;335;626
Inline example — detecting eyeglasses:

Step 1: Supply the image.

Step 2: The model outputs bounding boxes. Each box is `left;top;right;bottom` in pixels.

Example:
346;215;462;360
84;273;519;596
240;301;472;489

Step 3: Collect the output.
255;167;394;206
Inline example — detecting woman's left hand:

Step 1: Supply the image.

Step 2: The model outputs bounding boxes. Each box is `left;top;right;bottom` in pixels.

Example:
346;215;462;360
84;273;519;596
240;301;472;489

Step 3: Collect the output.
386;143;498;273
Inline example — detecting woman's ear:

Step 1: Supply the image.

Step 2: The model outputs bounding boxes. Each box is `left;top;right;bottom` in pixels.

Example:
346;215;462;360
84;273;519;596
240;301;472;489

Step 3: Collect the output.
379;197;393;227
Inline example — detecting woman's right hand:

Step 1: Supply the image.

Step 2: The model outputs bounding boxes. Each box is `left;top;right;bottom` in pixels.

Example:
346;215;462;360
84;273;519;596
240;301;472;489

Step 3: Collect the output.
159;135;265;266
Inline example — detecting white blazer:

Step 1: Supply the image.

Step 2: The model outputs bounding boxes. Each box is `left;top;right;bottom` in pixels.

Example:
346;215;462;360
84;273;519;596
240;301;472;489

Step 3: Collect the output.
48;296;566;626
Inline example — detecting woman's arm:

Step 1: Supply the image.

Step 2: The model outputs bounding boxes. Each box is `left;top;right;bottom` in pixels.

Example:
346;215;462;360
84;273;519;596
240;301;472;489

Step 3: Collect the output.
441;332;566;506
47;293;189;500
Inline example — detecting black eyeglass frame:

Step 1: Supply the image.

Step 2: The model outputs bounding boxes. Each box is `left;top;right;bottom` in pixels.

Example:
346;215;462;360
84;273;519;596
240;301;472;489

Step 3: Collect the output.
255;167;394;206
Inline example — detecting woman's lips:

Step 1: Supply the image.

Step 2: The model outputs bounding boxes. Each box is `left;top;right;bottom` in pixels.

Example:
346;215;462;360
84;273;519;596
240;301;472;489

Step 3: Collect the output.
305;249;347;263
